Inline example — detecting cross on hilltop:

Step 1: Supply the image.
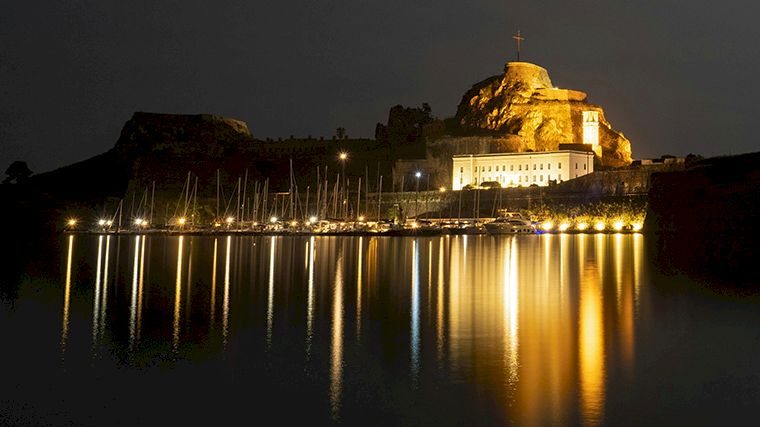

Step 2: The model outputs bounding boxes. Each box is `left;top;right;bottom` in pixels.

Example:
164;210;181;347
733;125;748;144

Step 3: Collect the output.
512;30;525;61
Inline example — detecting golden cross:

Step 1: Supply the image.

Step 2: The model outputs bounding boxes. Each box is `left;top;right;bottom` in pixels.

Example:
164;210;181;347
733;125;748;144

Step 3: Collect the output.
512;30;525;61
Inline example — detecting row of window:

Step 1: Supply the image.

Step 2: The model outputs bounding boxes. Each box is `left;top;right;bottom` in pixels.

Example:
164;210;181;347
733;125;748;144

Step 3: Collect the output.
472;174;564;184
461;162;586;173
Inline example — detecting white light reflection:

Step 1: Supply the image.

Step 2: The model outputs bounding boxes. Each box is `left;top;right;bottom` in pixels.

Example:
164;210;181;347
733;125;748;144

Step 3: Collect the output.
129;236;140;350
223;236;231;347
306;236;316;359
410;239;420;386
61;235;74;356
173;236;184;353
92;236;103;346
503;237;520;392
100;236;111;339
356;236;363;339
137;236;146;344
330;250;344;422
210;238;218;327
436;237;444;369
266;236;276;349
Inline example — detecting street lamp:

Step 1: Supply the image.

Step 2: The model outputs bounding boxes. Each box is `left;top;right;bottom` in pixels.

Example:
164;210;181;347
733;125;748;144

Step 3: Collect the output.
415;171;422;219
339;152;349;218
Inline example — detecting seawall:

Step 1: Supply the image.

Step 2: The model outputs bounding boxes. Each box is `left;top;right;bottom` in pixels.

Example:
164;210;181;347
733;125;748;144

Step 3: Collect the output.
644;152;760;286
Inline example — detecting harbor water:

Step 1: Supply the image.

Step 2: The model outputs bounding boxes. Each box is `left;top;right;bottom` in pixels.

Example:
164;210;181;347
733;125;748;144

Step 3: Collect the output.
1;234;759;425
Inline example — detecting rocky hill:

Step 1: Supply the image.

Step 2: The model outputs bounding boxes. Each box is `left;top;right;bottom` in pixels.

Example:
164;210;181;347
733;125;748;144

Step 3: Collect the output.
453;62;632;167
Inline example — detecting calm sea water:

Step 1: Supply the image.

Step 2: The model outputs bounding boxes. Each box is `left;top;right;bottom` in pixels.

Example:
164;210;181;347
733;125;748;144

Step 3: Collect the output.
1;234;759;425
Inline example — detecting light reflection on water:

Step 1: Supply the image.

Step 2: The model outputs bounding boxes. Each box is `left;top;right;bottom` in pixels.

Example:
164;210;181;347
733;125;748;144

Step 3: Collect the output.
45;234;651;424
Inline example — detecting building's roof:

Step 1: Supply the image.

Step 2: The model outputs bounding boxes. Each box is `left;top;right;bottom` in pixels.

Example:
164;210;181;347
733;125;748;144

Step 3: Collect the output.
452;150;595;159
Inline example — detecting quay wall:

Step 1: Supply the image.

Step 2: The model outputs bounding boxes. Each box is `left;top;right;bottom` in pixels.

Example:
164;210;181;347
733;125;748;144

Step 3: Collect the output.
644;152;760;287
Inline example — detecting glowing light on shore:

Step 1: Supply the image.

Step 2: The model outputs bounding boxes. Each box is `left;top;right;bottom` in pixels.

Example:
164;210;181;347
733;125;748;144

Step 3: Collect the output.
577;222;588;231
270;216;278;223
358;216;365;222
98;219;106;226
542;221;554;231
594;222;606;232
177;217;186;226
632;222;643;232
559;222;570;232
67;218;77;227
226;216;234;224
309;216;317;223
439;187;447;192
613;220;624;231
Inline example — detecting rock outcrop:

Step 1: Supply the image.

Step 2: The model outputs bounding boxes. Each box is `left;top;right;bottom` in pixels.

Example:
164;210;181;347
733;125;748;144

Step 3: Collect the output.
454;62;632;167
114;112;254;159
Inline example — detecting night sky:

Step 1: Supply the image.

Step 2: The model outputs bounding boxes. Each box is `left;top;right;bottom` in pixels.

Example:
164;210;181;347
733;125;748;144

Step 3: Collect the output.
2;0;758;173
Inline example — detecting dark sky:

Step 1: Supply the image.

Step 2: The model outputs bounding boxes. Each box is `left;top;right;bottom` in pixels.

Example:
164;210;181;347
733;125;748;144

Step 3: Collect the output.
2;0;759;173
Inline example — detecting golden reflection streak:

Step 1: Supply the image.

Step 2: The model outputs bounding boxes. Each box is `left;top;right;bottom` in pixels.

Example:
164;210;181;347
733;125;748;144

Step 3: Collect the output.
579;237;606;426
330;249;344;422
210;238;218;327
448;236;462;372
428;240;433;322
100;236;111;338
436;237;444;368
92;236;103;345
619;234;635;379
366;238;377;317
61;235;74;355
503;237;519;393
266;236;276;349
595;234;605;279
306;236;316;358
223;236;231;347
633;233;642;308
410;239;421;386
129;236;140;350
356;236;363;339
615;233;623;310
186;241;193;327
173;236;184;353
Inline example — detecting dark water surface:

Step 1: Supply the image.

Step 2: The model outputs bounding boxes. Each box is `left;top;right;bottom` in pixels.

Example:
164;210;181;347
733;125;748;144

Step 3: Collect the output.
2;234;759;425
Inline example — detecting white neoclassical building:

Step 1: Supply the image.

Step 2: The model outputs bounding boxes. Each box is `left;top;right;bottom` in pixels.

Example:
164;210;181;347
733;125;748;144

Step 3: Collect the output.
451;150;595;190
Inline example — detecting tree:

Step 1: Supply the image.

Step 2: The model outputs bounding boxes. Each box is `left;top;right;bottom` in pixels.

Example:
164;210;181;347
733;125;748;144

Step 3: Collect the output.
3;161;33;184
335;127;347;140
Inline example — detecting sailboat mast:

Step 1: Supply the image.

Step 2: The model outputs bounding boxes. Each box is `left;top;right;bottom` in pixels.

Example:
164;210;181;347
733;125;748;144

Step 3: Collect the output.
356;177;361;220
305;186;310;221
377;175;383;221
289;158;294;220
242;169;248;225
150;181;155;225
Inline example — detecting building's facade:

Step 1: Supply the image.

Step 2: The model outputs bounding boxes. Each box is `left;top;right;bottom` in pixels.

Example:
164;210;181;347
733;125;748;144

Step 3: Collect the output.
451;150;595;190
